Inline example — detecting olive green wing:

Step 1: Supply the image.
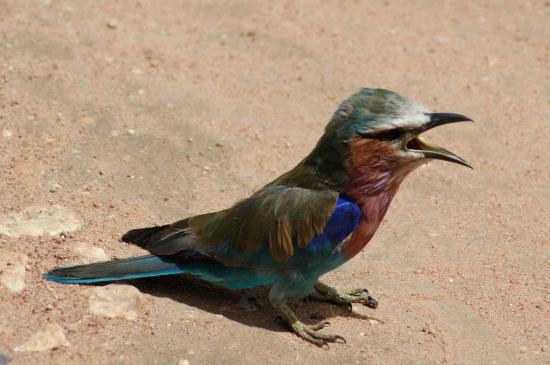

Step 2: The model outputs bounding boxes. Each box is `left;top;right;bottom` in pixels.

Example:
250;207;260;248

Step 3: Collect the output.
138;186;339;263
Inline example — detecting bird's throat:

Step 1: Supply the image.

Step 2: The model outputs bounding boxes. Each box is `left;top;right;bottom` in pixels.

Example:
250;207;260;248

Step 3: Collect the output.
341;184;400;260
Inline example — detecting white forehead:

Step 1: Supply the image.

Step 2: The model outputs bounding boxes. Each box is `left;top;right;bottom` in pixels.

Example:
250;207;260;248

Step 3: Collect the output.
371;95;431;131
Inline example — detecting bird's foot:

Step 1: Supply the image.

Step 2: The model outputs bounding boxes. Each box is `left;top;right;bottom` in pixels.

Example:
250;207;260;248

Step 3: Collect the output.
311;281;378;309
274;303;346;347
290;319;345;347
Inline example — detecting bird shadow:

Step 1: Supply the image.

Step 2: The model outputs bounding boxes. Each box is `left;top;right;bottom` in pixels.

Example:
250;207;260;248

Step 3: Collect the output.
129;274;380;333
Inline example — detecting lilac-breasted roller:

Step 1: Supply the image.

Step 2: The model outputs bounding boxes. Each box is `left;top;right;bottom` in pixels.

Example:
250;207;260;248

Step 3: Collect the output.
45;88;472;346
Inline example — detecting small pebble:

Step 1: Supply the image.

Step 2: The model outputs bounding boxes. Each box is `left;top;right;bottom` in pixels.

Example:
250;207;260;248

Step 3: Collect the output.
435;35;449;44
48;183;62;192
77;116;95;125
106;17;118;29
178;360;190;365
137;88;145;95
2;130;12;138
127;128;136;135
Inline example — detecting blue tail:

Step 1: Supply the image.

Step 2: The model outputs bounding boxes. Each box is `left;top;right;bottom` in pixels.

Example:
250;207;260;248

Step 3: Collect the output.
44;255;185;284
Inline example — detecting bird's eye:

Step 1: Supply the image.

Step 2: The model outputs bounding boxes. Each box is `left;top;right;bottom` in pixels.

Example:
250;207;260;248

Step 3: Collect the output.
372;129;403;141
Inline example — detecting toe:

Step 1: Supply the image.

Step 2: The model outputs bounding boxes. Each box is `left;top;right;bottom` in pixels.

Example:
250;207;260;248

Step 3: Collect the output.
304;328;346;344
309;320;330;331
301;332;327;347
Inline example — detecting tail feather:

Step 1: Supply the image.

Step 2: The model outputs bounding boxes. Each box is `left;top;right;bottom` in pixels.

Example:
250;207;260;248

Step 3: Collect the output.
44;255;184;284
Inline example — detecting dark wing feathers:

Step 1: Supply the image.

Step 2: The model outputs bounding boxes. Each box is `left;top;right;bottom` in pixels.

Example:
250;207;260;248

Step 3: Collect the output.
121;224;170;249
134;186;339;262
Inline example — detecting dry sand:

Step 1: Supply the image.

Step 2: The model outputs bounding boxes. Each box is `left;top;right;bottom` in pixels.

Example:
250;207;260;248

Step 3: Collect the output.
0;1;548;364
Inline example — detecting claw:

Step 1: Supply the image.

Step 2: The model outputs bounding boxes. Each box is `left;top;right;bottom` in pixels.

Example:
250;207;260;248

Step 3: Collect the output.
366;295;378;309
348;287;378;308
335;335;347;344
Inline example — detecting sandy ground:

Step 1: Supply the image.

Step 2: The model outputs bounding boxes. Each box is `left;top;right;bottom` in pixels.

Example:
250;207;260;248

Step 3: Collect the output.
0;1;548;364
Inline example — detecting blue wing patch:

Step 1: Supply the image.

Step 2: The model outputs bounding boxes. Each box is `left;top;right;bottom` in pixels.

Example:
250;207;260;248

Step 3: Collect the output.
305;194;361;254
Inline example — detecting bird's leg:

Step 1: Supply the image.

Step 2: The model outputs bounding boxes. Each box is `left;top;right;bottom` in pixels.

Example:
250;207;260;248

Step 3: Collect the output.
310;281;378;309
272;302;346;347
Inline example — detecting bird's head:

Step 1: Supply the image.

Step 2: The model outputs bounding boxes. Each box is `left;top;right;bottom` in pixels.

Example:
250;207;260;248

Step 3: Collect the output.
301;88;472;196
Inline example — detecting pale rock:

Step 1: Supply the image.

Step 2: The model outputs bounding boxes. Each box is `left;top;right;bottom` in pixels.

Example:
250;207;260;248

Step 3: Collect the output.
0;251;28;293
72;242;110;264
0;205;82;238
14;324;70;352
178;360;190;365
89;284;141;320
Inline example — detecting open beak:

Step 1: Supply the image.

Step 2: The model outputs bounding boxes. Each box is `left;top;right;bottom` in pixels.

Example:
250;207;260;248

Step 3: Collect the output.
406;113;473;169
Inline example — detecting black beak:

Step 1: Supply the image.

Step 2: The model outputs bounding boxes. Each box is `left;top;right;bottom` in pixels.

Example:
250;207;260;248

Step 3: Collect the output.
405;113;474;169
419;113;473;133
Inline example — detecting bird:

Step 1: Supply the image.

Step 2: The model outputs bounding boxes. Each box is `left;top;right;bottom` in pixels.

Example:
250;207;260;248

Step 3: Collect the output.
45;88;472;346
